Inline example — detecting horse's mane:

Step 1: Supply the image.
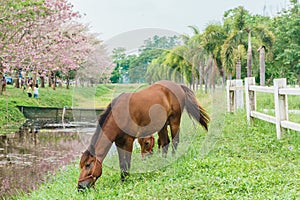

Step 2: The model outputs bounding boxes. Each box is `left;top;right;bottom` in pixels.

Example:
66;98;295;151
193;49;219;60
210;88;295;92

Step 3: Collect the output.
98;92;127;127
98;102;112;128
88;93;124;154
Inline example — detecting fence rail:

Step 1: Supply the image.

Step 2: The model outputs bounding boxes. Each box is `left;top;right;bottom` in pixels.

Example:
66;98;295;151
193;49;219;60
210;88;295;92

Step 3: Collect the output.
227;77;300;139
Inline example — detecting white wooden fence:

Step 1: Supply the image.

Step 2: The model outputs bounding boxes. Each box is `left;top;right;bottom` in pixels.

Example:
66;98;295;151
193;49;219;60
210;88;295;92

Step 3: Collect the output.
227;77;300;139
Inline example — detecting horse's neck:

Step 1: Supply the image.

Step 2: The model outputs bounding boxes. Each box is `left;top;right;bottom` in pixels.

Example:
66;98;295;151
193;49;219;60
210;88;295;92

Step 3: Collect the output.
90;120;120;162
94;133;113;162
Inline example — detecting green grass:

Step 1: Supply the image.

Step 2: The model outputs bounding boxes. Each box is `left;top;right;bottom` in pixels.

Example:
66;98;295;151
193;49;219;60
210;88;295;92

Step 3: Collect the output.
256;92;300;123
12;90;300;200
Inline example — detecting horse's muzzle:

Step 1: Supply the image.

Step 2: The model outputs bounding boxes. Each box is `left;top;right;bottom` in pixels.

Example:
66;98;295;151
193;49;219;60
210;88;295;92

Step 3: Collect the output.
77;180;91;191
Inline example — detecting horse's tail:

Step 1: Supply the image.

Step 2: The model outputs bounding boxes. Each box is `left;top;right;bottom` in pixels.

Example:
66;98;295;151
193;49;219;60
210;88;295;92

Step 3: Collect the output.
181;85;210;131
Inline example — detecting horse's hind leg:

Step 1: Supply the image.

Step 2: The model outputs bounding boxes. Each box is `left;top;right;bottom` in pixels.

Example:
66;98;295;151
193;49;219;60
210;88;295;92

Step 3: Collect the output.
169;115;181;154
158;122;170;156
116;135;134;181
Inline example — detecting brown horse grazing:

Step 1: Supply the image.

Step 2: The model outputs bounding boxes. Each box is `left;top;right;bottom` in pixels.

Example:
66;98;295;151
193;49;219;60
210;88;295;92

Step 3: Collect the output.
138;134;155;157
138;133;167;157
77;80;210;190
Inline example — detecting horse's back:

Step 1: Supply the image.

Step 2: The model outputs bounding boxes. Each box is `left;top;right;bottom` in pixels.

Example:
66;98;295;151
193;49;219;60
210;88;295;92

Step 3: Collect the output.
132;80;185;110
131;80;185;124
110;80;185;137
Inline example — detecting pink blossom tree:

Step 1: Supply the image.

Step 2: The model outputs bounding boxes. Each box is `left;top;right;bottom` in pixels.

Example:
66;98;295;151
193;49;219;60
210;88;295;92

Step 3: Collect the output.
0;0;101;93
76;41;114;87
0;0;45;93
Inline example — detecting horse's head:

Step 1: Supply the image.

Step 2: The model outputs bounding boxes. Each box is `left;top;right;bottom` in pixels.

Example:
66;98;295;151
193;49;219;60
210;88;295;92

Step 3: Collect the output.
138;135;155;158
77;150;102;190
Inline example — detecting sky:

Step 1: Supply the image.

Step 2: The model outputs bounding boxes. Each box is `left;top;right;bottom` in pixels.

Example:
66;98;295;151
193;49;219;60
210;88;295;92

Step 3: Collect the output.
68;0;290;52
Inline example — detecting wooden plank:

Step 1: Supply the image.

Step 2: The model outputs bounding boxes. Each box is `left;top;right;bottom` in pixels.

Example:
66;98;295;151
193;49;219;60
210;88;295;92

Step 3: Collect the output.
235;80;244;110
279;88;300;96
229;86;244;91
249;85;274;93
251;111;276;124
281;120;300;132
226;80;232;112
274;78;288;139
245;77;256;124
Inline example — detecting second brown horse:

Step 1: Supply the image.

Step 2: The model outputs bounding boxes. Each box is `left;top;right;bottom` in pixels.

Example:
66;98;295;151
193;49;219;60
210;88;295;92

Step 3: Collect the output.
78;80;210;190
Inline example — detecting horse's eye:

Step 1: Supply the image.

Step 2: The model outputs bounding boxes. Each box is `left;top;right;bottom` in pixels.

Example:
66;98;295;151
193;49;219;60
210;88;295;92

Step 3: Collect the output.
85;163;91;168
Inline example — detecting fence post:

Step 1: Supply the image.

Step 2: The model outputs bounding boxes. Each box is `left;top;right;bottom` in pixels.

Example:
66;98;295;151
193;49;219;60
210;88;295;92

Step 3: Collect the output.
62;106;66;129
245;77;256;124
235;79;244;110
226;80;234;112
274;78;288;139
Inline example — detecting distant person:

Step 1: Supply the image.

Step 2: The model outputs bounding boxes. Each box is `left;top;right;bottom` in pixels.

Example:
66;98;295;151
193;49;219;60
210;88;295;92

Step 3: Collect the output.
27;84;32;97
33;84;39;98
2;77;6;92
21;78;26;92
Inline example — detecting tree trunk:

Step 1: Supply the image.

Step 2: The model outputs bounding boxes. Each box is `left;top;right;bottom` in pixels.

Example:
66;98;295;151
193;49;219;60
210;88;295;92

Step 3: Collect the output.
66;76;70;89
259;46;266;86
15;68;21;88
58;79;62;88
236;59;241;79
199;62;203;91
227;73;232;80
40;76;45;87
221;66;225;87
50;72;56;90
205;70;209;93
53;74;57;90
48;71;52;87
247;30;252;77
211;57;218;90
192;71;195;91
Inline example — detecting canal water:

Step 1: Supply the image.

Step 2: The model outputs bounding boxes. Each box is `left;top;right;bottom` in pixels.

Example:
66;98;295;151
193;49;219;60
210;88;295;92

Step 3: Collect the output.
0;126;94;199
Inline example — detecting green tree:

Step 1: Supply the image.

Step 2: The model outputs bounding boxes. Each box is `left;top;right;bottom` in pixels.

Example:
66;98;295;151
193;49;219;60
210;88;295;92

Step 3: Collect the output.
129;35;180;83
221;6;250;79
110;47;129;83
271;0;300;84
202;23;227;85
221;6;274;81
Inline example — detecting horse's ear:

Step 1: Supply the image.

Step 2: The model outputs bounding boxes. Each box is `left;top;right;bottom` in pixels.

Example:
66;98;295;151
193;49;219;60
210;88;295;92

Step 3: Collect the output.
79;150;90;168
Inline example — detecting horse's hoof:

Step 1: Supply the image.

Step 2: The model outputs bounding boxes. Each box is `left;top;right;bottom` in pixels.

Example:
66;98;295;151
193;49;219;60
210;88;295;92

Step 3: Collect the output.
120;171;129;182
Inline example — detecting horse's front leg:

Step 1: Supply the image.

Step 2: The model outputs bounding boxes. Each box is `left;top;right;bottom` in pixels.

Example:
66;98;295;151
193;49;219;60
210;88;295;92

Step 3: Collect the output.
116;135;134;181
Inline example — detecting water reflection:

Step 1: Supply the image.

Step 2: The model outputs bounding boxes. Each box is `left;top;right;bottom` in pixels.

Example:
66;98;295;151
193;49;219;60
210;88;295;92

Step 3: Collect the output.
0;127;93;198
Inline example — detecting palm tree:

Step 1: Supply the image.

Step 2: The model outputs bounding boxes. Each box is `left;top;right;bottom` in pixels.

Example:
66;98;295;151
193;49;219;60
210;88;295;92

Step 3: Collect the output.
246;27;252;77
258;46;266;85
222;6;275;81
221;29;245;79
202;23;226;86
234;44;246;79
245;25;274;79
254;25;275;85
163;45;191;83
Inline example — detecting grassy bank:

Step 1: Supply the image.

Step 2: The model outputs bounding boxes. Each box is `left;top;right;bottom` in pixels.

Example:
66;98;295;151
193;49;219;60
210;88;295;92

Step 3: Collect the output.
0;84;149;134
0;85;72;133
0;83;150;134
13;90;300;199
